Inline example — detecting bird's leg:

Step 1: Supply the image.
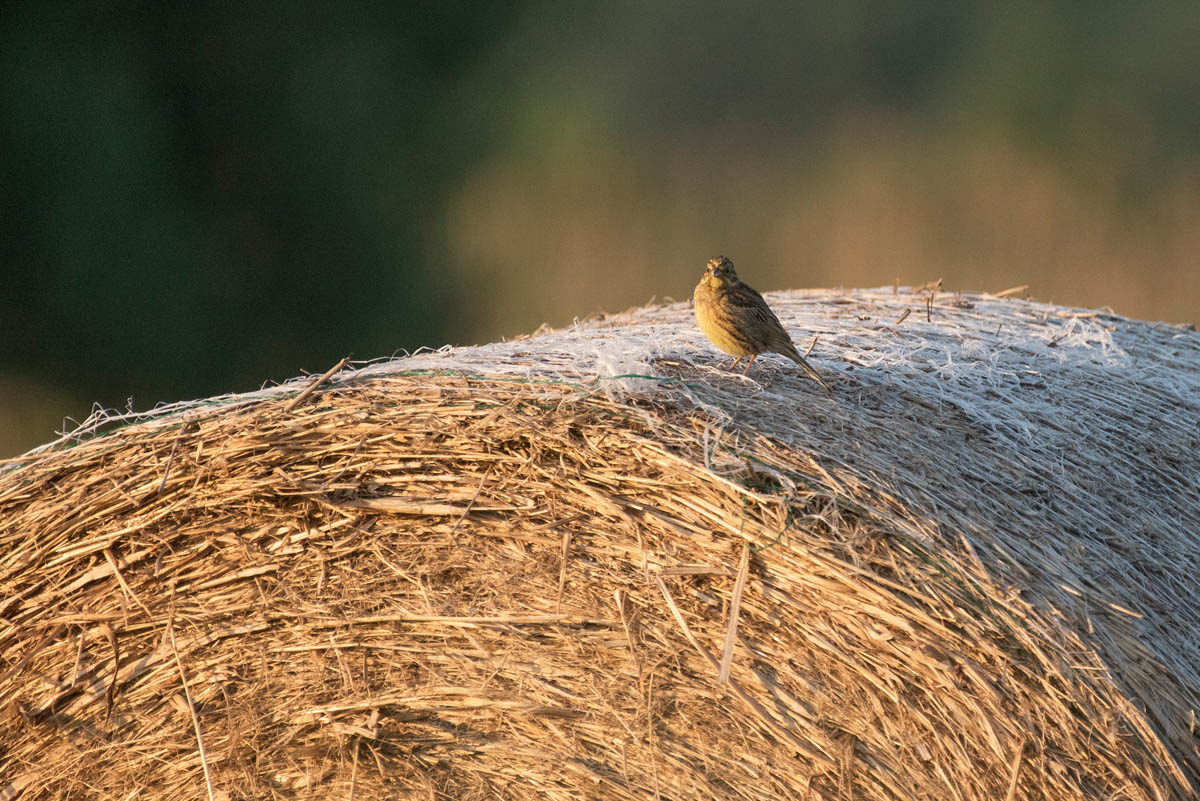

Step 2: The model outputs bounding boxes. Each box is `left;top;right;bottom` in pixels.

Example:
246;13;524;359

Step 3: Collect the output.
729;357;743;371
741;354;757;375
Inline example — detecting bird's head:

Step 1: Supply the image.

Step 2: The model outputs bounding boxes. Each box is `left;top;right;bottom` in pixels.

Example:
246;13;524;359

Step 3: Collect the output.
702;256;739;287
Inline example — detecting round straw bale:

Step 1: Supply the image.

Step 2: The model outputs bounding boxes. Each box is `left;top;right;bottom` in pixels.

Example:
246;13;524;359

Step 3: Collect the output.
1;287;1198;800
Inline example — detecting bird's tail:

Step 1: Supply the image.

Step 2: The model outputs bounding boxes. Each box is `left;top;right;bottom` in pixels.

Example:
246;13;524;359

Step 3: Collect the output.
783;344;832;394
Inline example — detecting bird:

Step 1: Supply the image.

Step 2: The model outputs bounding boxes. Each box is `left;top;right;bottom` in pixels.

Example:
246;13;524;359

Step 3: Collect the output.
693;255;830;391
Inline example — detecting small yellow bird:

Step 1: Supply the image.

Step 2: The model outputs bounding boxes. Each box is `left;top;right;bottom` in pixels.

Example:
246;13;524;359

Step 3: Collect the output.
694;255;829;391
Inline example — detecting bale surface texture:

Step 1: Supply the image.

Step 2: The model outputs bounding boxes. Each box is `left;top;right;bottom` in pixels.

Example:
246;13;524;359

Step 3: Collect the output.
2;287;1198;800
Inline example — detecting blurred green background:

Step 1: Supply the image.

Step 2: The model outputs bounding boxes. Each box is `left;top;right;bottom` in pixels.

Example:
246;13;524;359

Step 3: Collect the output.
3;1;1198;456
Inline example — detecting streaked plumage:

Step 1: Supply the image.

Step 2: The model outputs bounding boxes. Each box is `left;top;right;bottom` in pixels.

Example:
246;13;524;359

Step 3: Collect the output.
694;255;829;391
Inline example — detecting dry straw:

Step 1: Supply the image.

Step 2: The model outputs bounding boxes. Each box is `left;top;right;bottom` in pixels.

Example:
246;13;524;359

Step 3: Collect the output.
1;286;1198;800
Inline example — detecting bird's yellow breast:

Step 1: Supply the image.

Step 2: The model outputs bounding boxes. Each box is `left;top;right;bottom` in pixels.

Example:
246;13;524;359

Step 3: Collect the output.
694;281;755;357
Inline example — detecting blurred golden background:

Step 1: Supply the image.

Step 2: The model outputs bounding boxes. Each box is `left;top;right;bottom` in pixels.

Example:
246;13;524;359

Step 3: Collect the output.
2;2;1198;456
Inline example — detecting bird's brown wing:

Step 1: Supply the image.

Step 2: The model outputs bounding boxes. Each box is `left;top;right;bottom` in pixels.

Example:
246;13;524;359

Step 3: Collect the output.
725;283;792;349
728;283;831;392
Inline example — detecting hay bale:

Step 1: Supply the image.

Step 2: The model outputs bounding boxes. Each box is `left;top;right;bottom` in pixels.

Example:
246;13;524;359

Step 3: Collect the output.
1;287;1198;800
